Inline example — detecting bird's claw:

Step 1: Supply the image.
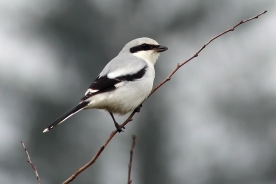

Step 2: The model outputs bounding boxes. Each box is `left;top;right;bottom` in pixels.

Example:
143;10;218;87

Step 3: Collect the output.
115;123;125;133
134;104;143;113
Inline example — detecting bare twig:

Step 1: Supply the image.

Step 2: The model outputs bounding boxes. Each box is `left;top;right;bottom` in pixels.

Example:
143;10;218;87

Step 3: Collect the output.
150;10;267;95
21;141;42;184
128;135;137;184
62;113;135;184
62;10;267;183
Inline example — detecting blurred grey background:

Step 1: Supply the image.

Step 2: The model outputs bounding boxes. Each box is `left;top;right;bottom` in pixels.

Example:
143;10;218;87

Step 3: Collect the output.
0;0;275;184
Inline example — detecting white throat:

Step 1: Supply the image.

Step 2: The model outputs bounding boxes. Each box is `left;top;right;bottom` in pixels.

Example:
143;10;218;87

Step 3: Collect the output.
133;51;160;65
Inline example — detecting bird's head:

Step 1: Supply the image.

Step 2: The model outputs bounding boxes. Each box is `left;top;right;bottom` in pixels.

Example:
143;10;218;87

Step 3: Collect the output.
121;37;168;65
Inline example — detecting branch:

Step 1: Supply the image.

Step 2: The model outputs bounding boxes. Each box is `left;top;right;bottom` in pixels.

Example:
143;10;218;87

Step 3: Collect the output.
21;141;42;184
150;10;267;95
62;114;135;184
62;10;267;183
127;135;137;184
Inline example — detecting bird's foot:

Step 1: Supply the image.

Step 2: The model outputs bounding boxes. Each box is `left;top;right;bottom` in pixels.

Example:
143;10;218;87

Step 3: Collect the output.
134;104;143;113
115;122;125;133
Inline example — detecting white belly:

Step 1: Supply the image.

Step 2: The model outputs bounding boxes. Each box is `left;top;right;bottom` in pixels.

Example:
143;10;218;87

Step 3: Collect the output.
86;62;155;114
85;79;152;114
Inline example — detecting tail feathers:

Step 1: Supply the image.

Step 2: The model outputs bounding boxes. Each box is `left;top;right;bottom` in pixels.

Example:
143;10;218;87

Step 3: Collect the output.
43;101;89;133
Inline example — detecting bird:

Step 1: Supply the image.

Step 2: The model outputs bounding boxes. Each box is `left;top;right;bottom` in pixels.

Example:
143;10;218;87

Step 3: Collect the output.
43;37;168;133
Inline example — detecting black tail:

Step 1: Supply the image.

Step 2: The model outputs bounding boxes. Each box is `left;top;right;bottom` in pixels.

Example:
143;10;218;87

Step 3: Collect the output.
43;101;89;133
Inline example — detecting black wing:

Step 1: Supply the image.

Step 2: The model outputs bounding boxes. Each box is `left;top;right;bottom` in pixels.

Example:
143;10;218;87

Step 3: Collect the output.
81;66;147;101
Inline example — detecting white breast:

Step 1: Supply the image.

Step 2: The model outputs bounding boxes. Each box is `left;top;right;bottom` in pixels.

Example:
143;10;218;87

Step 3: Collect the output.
86;63;155;115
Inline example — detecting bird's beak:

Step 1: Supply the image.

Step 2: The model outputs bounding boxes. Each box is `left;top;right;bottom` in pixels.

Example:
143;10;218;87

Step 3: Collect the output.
154;45;168;52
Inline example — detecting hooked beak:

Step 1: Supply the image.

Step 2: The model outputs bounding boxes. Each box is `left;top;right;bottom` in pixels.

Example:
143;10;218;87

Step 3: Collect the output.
154;45;168;53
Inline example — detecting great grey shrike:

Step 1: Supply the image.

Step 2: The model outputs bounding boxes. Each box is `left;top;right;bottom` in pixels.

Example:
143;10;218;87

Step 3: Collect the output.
43;37;168;133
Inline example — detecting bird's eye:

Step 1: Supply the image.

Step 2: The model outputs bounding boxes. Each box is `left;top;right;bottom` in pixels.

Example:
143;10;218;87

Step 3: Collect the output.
142;44;147;48
141;43;153;50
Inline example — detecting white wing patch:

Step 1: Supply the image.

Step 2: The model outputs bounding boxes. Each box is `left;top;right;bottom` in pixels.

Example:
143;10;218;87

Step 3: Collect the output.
107;69;127;79
85;88;98;95
107;64;147;79
114;81;124;88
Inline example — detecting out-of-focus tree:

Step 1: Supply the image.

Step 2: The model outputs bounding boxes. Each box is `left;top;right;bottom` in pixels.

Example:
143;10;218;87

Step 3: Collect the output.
0;0;275;184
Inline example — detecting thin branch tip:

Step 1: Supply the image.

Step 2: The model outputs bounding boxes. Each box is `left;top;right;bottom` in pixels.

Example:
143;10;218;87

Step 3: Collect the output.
21;141;42;184
128;135;137;184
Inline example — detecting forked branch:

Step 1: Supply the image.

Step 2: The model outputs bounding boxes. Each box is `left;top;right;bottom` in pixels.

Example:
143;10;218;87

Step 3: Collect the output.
62;10;267;184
